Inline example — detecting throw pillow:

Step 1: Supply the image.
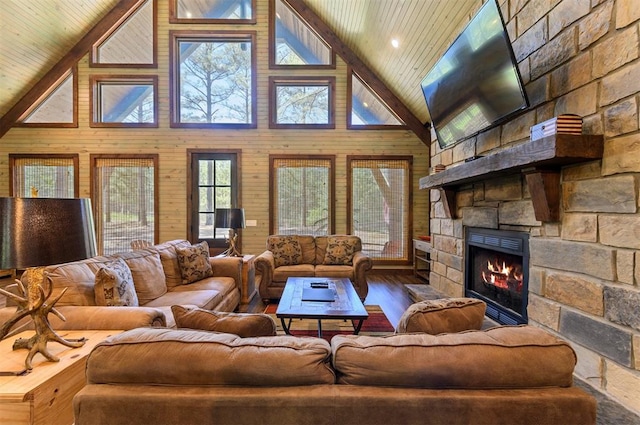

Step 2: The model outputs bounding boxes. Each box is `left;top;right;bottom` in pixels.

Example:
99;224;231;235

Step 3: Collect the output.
171;305;277;337
176;241;214;284
94;258;139;307
268;235;303;267
395;298;486;334
323;236;358;265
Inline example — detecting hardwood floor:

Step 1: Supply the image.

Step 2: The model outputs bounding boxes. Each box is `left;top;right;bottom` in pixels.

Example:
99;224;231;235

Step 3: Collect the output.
238;271;423;328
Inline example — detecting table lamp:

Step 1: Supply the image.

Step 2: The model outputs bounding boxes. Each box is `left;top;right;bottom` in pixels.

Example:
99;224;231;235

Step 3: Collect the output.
214;208;245;257
0;197;97;369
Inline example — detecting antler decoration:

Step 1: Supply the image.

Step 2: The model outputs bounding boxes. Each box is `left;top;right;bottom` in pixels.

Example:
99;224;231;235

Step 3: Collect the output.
0;269;86;370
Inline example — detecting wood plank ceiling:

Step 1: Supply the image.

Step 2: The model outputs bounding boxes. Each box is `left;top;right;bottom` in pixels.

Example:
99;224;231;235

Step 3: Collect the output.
0;0;481;127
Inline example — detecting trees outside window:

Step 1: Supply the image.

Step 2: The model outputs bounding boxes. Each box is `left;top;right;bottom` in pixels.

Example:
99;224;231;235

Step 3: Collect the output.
10;154;78;198
269;77;335;129
348;156;412;263
270;155;335;235
171;32;256;128
91;155;158;255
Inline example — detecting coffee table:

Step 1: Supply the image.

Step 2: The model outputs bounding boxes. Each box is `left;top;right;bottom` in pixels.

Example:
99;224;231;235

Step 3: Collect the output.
276;277;368;337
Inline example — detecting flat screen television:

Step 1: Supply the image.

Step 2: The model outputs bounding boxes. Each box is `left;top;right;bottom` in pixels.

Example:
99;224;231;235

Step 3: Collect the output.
420;0;529;149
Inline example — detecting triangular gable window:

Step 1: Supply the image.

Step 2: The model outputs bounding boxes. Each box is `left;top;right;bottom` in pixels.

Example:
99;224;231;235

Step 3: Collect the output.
270;0;335;68
17;69;76;127
349;72;405;128
91;0;156;67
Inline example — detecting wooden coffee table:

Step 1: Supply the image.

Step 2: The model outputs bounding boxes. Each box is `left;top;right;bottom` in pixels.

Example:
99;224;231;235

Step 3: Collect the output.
276;277;368;337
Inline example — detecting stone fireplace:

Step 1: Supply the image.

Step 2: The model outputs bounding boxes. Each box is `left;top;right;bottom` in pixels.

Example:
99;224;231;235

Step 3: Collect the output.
464;227;529;325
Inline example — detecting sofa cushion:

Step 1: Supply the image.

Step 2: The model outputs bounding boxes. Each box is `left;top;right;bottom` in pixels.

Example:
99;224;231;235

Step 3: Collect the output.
268;235;303;267
172;305;277;337
114;250;167;304
176;241;214;284
94;259;139;307
323;235;360;265
152;239;192;288
41;259;103;306
86;328;335;386
170;276;236;298
143;289;223;311
273;264;315;282
331;326;577;389
395;298;486;334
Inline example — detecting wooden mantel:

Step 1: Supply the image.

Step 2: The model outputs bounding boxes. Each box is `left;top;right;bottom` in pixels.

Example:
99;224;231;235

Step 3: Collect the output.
419;134;604;222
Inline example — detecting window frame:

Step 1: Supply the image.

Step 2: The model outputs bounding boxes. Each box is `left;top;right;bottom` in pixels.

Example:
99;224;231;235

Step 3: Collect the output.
169;30;257;129
269;154;336;235
269;76;335;129
90;0;158;68
187;149;242;251
347;155;413;265
15;67;78;128
169;0;256;24
268;0;335;69
90;154;159;255
90;75;159;128
347;69;408;130
9;153;79;197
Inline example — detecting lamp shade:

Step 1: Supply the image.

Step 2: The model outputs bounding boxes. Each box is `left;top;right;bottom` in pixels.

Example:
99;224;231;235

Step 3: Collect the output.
0;197;97;269
214;208;245;229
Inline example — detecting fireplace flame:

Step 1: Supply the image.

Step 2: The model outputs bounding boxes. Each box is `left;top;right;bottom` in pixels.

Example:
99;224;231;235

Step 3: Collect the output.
482;259;523;292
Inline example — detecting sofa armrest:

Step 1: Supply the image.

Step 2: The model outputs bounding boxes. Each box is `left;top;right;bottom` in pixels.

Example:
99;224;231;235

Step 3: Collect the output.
352;251;373;301
254;251;275;300
0;306;166;336
209;256;243;291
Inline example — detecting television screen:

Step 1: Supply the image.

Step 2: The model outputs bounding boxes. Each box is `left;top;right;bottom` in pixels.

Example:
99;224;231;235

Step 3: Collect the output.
420;0;529;149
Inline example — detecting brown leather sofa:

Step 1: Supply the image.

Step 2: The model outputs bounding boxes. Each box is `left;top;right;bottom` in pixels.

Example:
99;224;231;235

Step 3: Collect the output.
0;239;243;333
255;235;373;302
73;325;596;425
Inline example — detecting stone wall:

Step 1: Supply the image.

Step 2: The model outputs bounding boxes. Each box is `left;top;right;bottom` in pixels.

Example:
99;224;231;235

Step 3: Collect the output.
427;0;640;420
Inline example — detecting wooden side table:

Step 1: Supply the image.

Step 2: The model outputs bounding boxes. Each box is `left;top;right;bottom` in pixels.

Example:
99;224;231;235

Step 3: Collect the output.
0;330;120;425
413;239;432;282
240;254;256;304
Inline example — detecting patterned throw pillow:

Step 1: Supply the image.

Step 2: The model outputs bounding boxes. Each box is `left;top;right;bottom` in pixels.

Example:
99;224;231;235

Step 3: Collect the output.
323;236;358;265
94;258;139;306
268;235;303;267
176;241;214;284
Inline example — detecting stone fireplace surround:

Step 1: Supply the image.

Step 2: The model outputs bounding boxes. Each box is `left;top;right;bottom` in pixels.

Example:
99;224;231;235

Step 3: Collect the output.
420;145;640;422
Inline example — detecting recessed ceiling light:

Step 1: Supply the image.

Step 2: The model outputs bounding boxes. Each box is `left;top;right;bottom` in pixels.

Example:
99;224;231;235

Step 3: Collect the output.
391;39;400;48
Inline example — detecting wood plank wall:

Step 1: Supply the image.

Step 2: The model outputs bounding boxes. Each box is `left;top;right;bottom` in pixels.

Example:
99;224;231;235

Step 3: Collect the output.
0;0;430;257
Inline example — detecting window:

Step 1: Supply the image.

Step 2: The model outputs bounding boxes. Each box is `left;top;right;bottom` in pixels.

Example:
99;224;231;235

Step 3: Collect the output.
269;77;335;129
16;68;77;127
10;154;79;198
348;156;412;264
91;0;156;67
348;71;405;128
91;76;158;127
270;155;335;235
269;0;334;68
170;31;256;128
91;155;158;255
170;0;255;23
187;151;240;250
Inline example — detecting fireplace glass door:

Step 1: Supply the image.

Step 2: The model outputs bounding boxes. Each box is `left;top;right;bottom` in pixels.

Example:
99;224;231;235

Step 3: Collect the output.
465;227;529;325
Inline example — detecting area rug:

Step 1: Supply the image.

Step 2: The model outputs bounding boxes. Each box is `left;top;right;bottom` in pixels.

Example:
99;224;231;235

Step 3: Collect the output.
264;304;395;341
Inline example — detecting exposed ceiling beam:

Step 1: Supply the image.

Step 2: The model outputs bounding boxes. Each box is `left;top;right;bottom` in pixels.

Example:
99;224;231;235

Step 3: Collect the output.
286;0;431;146
0;0;143;140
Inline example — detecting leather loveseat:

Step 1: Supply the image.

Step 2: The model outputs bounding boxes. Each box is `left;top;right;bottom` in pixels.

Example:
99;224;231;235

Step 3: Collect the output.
0;239;243;333
73;325;596;425
255;235;372;302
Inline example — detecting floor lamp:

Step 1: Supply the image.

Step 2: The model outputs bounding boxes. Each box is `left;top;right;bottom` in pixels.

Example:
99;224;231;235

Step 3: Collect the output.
215;208;245;257
0;197;97;369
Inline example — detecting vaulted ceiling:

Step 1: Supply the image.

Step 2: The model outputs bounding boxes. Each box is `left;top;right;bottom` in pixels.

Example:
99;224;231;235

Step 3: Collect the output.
0;0;481;128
